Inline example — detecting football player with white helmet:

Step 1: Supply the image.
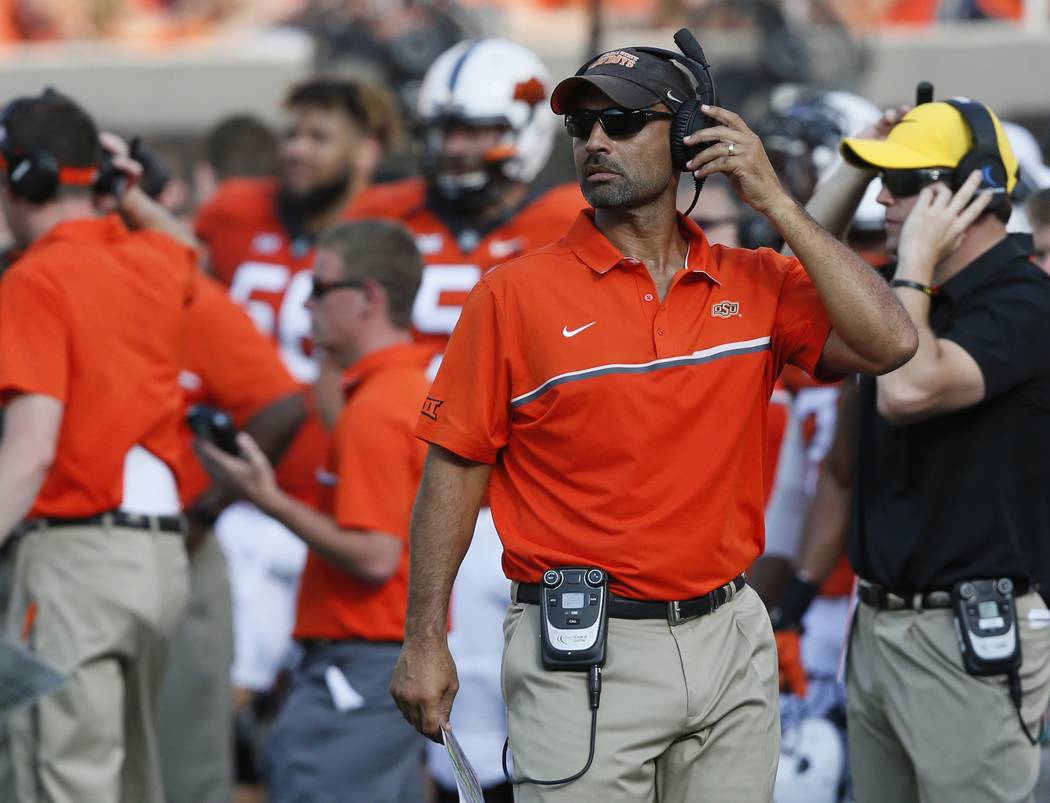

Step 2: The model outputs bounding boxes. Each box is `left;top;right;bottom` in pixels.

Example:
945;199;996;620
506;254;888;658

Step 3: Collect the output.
349;38;583;360
417;37;558;212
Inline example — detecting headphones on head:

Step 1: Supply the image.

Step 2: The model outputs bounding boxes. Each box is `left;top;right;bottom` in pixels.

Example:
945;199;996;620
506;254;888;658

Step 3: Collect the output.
944;98;1010;213
576;29;718;173
0;88;116;203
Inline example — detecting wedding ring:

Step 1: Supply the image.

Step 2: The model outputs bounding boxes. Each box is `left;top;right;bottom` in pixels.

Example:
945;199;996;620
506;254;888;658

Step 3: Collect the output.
727;142;736;155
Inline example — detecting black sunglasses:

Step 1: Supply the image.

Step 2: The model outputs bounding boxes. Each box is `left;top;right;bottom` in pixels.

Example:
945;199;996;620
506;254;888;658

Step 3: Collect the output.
564;108;674;140
879;168;951;198
310;277;365;301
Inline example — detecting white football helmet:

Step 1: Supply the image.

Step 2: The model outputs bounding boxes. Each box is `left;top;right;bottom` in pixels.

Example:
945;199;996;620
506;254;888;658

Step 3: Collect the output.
417;38;557;205
762;86;884;232
775;716;846;803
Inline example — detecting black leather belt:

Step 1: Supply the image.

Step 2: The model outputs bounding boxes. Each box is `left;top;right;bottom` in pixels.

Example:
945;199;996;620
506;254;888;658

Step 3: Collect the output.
858;578;1030;611
20;510;186;536
514;574;747;625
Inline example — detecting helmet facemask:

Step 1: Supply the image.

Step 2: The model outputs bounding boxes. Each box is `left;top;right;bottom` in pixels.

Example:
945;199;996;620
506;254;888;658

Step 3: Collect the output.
419;114;519;213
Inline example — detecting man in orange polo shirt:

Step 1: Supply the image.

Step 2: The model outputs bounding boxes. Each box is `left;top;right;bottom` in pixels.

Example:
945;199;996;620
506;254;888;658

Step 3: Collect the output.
0;91;197;803
199;219;432;802
390;39;917;802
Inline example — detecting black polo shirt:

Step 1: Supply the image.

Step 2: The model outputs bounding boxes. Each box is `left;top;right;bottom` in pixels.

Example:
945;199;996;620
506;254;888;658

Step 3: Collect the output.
849;234;1050;593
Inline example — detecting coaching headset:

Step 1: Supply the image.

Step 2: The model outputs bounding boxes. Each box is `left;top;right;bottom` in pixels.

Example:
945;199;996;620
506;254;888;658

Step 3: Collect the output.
0;88;120;203
572;29;719;174
943;98;1012;215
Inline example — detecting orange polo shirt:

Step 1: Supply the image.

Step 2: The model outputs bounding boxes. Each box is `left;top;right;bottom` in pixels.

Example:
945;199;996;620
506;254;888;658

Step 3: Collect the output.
0;215;196;519
294;342;433;641
179;275;300;506
417;210;835;601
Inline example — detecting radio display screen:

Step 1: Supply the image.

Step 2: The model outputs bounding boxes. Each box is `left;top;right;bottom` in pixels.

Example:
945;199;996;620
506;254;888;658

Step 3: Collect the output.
562;592;585;609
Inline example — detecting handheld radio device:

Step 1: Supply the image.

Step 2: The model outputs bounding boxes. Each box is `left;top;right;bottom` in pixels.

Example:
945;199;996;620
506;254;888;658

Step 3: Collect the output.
952;578;1021;676
540;567;609;670
186;404;241;456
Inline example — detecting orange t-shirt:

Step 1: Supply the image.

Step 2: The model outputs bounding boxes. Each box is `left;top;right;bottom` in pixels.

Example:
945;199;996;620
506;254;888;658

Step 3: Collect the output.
347;178;584;355
293;342;433;641
195;177;336;507
417;210;836;601
0;215;196;518
179;275;300;506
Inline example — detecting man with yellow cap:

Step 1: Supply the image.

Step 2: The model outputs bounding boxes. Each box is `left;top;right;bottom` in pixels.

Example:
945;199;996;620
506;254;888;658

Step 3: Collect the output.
774;97;1050;803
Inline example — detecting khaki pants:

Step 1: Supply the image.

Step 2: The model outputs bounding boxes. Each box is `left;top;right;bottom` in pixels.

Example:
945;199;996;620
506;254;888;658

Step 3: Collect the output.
848;591;1050;803
2;522;189;803
157;532;234;803
502;584;779;803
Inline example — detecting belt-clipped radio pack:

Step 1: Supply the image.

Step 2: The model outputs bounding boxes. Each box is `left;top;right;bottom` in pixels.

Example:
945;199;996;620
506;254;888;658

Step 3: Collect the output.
540;567;609;670
505;566;609;787
951;577;1039;745
952;578;1021;676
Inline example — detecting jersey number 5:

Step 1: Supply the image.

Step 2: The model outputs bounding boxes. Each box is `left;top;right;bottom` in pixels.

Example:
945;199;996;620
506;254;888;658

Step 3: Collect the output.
412;264;482;335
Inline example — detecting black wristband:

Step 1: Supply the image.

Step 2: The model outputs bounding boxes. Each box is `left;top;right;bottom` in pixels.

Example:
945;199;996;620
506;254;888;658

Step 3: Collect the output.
891;279;939;297
770;573;821;630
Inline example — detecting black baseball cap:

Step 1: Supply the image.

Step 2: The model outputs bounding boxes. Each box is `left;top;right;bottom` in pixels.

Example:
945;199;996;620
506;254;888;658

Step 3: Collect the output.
550;48;695;114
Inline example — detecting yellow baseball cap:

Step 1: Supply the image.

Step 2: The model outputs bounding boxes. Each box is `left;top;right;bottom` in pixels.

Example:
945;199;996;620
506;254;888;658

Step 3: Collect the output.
840;101;1019;194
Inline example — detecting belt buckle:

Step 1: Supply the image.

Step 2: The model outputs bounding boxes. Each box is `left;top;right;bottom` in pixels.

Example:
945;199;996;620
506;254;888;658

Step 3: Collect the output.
125;512;148;528
667;600;683;626
885;591;907;611
927;590;951;608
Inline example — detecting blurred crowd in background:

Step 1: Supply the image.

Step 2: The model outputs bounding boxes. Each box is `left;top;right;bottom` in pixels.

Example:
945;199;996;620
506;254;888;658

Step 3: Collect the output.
0;0;1034;43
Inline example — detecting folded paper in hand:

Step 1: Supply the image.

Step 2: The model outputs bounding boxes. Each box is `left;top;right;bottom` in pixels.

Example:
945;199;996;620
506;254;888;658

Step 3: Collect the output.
442;726;486;803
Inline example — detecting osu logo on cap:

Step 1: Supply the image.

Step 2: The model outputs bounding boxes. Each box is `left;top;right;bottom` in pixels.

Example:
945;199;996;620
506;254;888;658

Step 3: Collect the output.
591;50;638;70
421;396;444;421
711;301;740;318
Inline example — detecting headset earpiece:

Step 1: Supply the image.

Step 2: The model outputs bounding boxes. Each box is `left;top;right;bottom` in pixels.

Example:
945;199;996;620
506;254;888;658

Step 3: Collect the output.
0;95;60;203
8;150;60;203
944;98;1009;213
668;100;709;173
634;31;717;173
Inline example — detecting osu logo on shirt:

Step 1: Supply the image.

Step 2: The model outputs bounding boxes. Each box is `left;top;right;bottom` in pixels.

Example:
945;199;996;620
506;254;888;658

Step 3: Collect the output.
711;301;740;318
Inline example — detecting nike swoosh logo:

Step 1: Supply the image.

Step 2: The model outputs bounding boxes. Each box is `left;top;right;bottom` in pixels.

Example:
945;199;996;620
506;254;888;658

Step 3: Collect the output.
667;90;683;103
562;321;597;338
